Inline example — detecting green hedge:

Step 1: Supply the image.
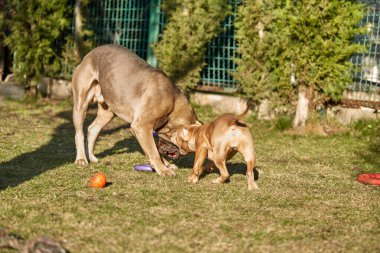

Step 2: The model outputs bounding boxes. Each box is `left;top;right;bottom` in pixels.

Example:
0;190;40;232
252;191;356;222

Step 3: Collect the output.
4;0;72;88
234;0;366;107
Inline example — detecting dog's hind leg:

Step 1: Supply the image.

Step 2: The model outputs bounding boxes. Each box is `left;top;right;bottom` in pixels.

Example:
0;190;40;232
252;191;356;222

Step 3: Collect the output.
238;145;258;190
212;160;230;184
87;102;114;163
246;158;258;190
203;150;237;174
72;62;97;166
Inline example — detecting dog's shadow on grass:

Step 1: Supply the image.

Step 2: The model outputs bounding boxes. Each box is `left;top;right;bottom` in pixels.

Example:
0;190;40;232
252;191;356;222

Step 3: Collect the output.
228;163;260;181
0;110;74;190
178;160;260;181
0;108;148;191
95;132;197;170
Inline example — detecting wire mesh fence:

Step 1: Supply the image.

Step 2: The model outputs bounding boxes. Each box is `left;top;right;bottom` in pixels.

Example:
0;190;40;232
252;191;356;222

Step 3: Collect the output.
85;0;152;59
348;0;380;107
198;0;241;93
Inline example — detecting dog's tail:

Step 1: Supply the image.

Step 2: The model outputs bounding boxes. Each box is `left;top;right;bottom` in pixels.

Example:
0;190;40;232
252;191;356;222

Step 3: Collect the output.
235;106;249;121
230;106;250;126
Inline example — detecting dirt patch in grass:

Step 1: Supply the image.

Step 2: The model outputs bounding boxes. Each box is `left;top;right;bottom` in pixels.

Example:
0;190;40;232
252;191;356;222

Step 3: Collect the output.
0;99;379;253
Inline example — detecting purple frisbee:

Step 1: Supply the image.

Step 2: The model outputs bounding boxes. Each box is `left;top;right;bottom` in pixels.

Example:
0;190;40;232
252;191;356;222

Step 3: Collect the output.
134;164;155;172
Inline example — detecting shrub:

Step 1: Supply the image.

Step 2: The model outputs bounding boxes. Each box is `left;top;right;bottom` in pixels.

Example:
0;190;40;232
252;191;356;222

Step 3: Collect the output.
275;115;293;131
4;0;72;89
234;0;366;106
153;0;231;90
234;0;293;106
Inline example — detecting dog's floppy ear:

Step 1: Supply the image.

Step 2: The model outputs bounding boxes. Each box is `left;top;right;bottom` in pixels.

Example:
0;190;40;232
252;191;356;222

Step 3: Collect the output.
181;127;191;141
195;120;203;126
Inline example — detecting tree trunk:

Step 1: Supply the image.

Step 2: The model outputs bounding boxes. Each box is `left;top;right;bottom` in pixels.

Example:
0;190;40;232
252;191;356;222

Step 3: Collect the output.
74;0;83;61
293;86;311;128
0;38;4;81
0;0;4;81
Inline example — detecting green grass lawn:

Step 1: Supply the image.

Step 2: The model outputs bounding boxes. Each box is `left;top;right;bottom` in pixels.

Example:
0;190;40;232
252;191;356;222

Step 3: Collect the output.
0;99;379;253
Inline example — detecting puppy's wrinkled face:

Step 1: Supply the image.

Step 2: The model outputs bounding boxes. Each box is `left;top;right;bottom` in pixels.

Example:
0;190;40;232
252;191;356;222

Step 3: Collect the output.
171;120;202;154
157;120;201;157
169;127;189;155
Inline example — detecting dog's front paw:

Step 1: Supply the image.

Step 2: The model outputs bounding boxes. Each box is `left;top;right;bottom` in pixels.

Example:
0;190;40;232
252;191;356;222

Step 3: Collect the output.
212;176;228;184
157;168;176;177
187;174;199;184
89;155;99;163
248;181;259;190
168;163;178;170
75;159;88;166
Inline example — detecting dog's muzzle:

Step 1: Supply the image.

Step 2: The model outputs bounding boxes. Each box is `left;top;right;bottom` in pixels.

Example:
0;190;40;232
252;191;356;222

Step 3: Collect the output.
157;138;182;160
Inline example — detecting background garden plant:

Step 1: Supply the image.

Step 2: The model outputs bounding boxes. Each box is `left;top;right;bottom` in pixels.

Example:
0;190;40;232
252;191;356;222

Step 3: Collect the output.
0;0;371;127
3;0;72;90
153;0;231;90
234;0;367;125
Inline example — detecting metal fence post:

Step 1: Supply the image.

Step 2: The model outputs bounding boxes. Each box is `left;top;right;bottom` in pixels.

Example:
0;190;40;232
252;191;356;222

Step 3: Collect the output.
147;0;160;67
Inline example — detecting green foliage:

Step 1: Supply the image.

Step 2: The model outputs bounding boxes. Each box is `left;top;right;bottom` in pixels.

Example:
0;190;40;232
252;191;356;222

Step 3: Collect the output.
73;0;94;61
60;36;79;80
4;0;72;88
153;0;231;90
351;119;380;138
0;9;4;34
234;0;366;106
234;0;292;105
275;115;293;131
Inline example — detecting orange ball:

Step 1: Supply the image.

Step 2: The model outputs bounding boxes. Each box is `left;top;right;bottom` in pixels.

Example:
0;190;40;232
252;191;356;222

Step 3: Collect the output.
90;172;107;188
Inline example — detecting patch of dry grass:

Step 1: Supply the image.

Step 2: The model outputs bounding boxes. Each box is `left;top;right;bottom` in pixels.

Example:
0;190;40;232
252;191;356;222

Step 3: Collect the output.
0;99;379;253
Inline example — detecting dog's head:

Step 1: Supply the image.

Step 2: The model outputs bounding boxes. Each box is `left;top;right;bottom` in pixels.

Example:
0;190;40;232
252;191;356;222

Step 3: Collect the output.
155;93;201;158
155;128;187;160
156;124;201;160
167;121;205;155
156;137;182;160
170;126;192;155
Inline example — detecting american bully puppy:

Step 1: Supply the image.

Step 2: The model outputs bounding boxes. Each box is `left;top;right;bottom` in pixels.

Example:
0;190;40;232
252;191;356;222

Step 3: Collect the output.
72;44;197;176
171;108;259;190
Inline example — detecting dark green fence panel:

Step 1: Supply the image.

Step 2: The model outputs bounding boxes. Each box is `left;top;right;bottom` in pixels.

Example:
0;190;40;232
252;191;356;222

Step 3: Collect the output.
199;1;240;92
86;0;151;59
349;0;380;106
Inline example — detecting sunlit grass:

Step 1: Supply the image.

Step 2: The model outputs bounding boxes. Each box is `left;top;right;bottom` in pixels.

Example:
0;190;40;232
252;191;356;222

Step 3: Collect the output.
0;99;379;253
